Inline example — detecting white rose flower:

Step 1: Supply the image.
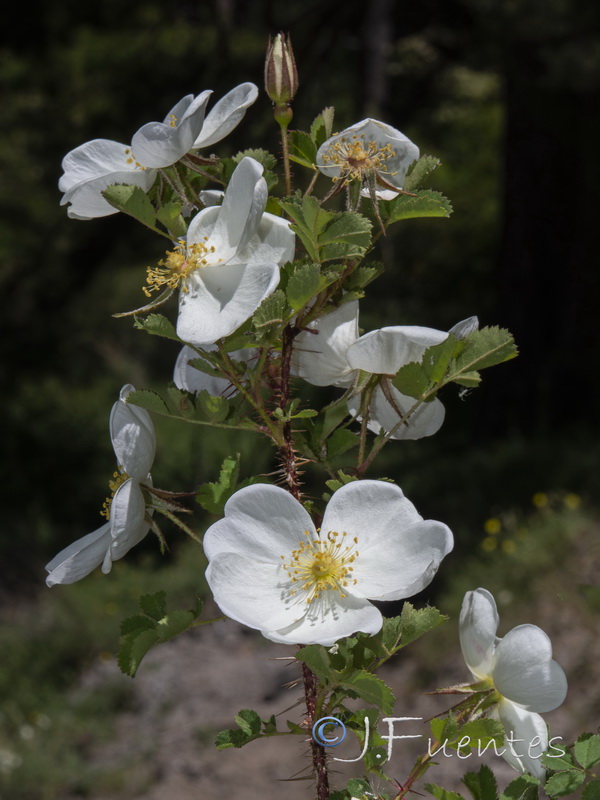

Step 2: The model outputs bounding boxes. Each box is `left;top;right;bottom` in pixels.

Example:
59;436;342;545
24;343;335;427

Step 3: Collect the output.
168;156;294;346
204;480;453;646
59;83;258;219
293;302;477;440
459;588;568;779
316;118;419;200
45;385;155;586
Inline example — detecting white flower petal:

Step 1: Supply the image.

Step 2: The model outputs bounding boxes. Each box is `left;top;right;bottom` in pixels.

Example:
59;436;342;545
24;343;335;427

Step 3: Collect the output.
347;326;448;375
292;302;359;387
109;385;156;479
265;592;383;646
493;625;568;712
59;139;134;192
45;523;111;586
203;483;316;563
459;588;499;679
193;82;259;149
174;344;255;395
206;554;299;631
494;700;548;780
238;211;295;266
109;479;149;563
348;384;445;440
206;157;268;261
177;260;280;346
131;92;210;168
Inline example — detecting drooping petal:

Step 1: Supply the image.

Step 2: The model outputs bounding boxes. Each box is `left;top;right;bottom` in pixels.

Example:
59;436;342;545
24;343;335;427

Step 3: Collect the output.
459;588;499;679
108;479;149;564
449;316;479;339
347;326;449;375
203;483;316;563
177;260;280;346
45;523;111;586
59;139;135;192
292;302;359;387
131;92;211;168
61;168;157;219
348;384;445;440
265;592;383;646
205;157;268;261
206;553;299;631
237;211;296;266
493;625;568;712
109;384;156;479
193;82;259;149
494;699;549;780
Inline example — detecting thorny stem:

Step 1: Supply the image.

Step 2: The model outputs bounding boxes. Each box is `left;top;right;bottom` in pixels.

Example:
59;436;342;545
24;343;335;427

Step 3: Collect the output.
301;661;330;800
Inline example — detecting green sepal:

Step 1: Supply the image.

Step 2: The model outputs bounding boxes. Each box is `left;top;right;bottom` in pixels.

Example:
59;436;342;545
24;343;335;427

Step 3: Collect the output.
462;765;499;800
133;313;181;342
118;591;203;677
102;184;157;229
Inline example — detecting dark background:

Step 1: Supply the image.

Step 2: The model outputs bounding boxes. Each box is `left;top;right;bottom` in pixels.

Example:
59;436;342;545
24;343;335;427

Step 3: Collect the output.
2;0;599;587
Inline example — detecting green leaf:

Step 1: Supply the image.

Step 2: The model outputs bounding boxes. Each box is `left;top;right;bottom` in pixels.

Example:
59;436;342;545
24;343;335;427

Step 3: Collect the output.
318;211;372;262
234;709;262;737
462;765;499;800
295;645;333;684
139;591;167;621
327;428;359;459
215;708;277;749
102;184;156;228
133;313;181;342
344;261;385;292
127;389;170;415
458;719;505;752
574;733;600;769
156;201;187;237
286;262;321;311
288;130;318;169
310;107;335;147
500;774;540;800
396;602;448;649
582;779;600;800
392;361;431;399
196;389;230;423
155;609;197;642
430;716;460;745
426;784;466;800
278;195;332;262
340;670;395;713
167;385;196;418
404;155;442;192
252;289;288;333
545;770;586;797
541;749;574;772
233;148;278;190
196;454;242;515
384;189;452;224
453;327;518;374
118;629;158;677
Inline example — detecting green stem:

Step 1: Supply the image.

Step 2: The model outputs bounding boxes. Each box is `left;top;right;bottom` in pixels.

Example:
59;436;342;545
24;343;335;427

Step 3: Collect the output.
280;122;292;196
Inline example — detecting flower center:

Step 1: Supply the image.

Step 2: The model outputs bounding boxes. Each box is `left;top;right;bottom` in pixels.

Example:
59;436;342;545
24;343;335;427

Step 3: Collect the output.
281;530;359;604
321;135;397;184
100;469;130;520
143;237;217;296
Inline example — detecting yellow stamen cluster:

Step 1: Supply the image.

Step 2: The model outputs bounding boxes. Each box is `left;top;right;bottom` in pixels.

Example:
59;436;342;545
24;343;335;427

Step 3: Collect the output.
321;135;397;184
281;530;359;604
124;147;146;170
100;469;130;520
143;237;217;297
168;114;178;128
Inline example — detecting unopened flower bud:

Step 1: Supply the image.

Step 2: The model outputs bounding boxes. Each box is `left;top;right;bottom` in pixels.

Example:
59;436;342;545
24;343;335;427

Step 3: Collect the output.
264;33;298;106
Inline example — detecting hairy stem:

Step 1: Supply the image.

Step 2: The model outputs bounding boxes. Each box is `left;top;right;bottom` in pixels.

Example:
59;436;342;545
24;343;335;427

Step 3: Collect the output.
302;661;330;800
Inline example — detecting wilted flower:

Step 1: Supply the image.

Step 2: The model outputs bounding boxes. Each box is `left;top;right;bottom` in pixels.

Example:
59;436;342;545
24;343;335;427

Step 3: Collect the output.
316;119;419;200
45;385;155;586
204;480;453;645
59;83;258;219
460;588;568;779
162;156;294;346
293;302;477;440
